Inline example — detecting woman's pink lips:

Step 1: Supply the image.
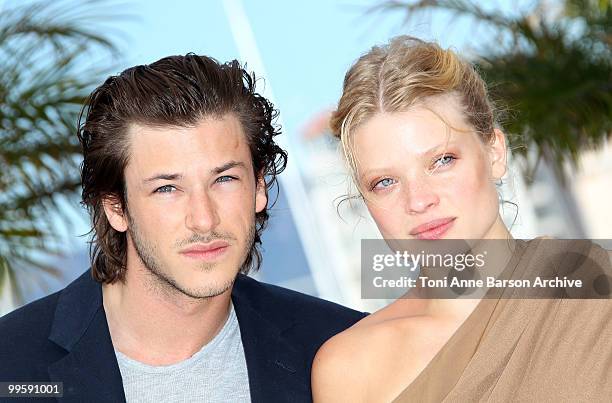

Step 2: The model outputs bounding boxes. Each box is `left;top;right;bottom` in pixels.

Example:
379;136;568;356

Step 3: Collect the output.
412;218;456;240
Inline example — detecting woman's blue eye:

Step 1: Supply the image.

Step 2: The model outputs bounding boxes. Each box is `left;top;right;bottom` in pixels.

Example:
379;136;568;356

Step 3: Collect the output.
433;155;456;168
373;178;396;190
155;185;176;193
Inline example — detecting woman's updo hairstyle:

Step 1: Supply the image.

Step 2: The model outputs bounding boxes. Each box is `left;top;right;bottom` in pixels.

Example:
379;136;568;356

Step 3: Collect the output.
330;36;498;180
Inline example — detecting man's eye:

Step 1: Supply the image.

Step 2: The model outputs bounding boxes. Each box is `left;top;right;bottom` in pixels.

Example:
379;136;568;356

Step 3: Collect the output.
154;185;176;193
372;178;397;190
216;175;238;183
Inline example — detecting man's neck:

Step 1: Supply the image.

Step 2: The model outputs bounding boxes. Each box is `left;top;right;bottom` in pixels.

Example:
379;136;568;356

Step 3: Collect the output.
102;266;233;366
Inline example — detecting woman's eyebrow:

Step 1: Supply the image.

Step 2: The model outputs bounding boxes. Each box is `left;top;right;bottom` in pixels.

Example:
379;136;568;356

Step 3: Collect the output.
421;140;458;156
358;140;460;179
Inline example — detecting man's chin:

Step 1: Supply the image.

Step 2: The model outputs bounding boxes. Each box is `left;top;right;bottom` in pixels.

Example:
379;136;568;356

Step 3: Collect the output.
143;264;238;300
175;271;237;299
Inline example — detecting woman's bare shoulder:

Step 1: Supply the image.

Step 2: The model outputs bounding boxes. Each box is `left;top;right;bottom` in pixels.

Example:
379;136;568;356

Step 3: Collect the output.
312;302;429;402
315;301;422;362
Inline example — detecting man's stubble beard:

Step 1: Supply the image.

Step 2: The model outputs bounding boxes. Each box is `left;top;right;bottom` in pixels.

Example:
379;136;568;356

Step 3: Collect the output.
126;210;256;300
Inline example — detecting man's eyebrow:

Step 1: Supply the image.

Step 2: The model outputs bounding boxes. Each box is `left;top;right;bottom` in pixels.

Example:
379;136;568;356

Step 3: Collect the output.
142;162;245;183
212;161;245;174
143;173;183;184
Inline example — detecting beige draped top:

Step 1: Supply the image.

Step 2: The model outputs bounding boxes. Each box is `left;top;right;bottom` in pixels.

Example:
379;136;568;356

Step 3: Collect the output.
393;239;612;402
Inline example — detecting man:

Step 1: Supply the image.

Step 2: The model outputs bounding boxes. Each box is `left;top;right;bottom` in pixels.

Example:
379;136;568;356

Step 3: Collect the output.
0;55;365;402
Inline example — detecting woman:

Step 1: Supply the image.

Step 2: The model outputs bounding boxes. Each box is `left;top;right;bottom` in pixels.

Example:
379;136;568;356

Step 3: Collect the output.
311;36;612;402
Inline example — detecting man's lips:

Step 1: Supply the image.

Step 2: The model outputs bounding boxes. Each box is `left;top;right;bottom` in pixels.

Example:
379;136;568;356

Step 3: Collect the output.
180;241;229;260
409;217;456;240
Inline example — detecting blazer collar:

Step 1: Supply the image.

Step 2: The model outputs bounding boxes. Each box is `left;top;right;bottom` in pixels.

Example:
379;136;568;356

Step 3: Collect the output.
47;270;126;402
232;274;311;403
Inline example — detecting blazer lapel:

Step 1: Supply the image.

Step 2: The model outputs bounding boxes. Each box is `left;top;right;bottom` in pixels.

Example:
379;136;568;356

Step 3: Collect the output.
47;271;126;403
232;276;311;403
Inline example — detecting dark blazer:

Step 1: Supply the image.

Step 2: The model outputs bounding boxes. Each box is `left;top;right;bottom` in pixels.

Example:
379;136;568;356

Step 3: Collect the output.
0;270;366;402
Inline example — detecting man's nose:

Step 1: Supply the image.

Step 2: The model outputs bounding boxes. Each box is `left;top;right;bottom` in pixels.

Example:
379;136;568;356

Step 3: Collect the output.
185;191;220;234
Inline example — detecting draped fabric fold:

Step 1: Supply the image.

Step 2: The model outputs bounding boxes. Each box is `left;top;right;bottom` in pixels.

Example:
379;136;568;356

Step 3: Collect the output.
393;239;612;402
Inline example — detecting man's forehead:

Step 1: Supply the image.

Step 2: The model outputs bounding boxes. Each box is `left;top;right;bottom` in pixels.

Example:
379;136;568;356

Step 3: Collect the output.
123;114;252;172
127;115;248;150
128;114;244;140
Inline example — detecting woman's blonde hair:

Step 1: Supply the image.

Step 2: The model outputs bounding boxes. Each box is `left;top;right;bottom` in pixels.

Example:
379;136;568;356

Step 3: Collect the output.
330;36;498;180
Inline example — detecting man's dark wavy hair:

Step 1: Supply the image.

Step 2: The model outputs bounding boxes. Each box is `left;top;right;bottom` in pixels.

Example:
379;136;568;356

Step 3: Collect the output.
77;54;287;284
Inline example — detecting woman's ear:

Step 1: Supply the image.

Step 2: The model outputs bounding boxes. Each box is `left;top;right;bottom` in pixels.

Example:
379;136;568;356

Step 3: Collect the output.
489;128;508;180
102;195;128;232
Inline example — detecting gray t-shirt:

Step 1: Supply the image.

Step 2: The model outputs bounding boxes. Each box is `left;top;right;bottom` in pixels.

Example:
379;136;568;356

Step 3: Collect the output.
115;303;251;403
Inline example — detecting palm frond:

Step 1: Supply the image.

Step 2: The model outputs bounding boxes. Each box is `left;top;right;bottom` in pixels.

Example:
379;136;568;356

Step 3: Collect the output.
0;0;123;305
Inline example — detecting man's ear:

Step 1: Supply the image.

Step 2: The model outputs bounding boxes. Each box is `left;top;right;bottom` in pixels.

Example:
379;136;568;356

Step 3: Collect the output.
489;128;508;180
255;174;268;214
102;195;128;233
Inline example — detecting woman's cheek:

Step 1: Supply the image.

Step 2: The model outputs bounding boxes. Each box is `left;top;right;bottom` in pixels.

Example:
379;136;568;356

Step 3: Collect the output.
367;205;401;238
